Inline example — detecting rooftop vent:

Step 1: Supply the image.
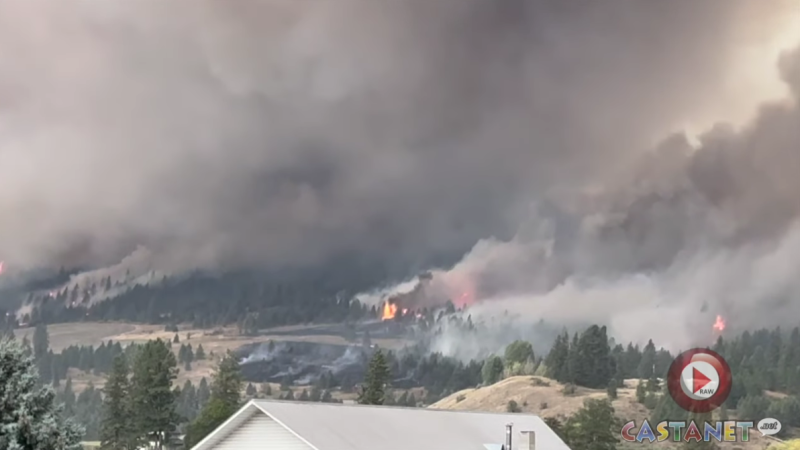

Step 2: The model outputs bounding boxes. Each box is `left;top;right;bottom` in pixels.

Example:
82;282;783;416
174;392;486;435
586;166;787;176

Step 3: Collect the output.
505;423;513;450
520;431;536;450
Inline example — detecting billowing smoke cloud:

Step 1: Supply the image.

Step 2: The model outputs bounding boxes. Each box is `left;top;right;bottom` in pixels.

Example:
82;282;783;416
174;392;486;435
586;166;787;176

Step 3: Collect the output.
417;44;800;354
2;1;800;351
1;0;797;275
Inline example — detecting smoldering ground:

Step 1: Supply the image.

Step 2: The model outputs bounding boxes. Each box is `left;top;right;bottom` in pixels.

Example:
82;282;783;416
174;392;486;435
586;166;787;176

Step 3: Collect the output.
1;1;800;350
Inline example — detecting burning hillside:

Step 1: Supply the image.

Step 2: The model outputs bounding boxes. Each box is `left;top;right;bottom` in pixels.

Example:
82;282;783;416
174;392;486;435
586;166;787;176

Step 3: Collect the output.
368;271;479;321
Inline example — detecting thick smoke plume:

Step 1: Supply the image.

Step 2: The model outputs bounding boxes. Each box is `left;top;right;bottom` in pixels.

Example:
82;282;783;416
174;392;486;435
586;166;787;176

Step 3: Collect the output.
0;0;796;272
377;44;800;355
1;1;800;350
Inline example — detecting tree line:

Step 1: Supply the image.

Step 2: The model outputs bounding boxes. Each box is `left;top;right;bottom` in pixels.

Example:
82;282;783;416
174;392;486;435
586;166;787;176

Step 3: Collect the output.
15;264;397;328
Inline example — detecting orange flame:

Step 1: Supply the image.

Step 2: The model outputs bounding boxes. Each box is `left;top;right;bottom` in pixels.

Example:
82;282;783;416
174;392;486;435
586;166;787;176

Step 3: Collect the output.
713;315;726;332
381;302;398;321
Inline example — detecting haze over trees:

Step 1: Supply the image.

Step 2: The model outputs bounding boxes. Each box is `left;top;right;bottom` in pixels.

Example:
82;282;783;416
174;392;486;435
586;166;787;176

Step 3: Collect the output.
5;313;800;447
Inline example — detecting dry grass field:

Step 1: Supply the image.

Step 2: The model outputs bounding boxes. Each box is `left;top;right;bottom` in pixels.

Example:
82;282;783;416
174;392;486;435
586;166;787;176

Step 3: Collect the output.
14;322;136;352
36;321;407;390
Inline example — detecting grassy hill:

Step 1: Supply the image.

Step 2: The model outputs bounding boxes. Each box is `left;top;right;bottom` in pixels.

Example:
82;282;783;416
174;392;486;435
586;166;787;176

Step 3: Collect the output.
430;375;780;449
431;375;648;419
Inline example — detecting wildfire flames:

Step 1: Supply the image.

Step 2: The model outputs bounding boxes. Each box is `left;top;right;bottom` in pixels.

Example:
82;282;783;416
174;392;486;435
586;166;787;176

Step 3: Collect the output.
381;301;398;321
713;315;726;332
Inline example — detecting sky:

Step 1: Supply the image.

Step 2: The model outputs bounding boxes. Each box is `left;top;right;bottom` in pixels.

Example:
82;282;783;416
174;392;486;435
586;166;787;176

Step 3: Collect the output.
2;1;800;348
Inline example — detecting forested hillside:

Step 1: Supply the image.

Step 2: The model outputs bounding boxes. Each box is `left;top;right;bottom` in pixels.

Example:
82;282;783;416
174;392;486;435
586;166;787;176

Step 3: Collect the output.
6;314;800;445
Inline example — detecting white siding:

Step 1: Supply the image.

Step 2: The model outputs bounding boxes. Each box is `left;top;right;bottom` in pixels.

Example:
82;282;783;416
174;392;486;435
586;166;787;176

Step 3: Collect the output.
214;413;313;450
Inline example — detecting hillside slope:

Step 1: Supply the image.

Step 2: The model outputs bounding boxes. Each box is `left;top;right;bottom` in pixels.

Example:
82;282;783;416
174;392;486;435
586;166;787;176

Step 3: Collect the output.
430;376;647;420
430;376;779;449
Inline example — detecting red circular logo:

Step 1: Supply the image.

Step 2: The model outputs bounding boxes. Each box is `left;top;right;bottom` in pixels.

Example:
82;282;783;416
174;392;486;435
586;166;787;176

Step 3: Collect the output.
666;348;732;413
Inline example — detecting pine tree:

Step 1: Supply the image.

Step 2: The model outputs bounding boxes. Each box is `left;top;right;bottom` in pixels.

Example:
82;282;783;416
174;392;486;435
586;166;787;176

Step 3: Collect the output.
299;389;310;401
184;352;242;448
504;340;534;367
358;350;391;405
309;385;322;402
245;383;256;397
259;383;272;397
100;355;135;450
197;378;211;407
481;356;504;385
0;337;84;449
63;377;76;416
562;398;619;450
636;380;647;404
33;323;49;361
129;339;179;449
566;333;580;383
195;344;206;360
607;379;618;399
638;340;656;379
545;331;570;382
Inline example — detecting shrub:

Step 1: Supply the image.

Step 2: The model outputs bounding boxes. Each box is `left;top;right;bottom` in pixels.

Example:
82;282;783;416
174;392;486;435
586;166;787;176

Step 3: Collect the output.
531;377;550;387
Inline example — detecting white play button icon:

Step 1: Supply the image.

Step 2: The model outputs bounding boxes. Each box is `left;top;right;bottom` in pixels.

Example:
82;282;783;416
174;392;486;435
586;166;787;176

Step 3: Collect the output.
680;361;720;400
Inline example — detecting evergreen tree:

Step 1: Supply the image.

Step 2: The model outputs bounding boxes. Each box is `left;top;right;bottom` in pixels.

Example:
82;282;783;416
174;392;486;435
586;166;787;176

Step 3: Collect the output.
173;334;180;344
33;323;49;361
636;380;647;404
566;333;580;383
197;378;211;407
245;383;256;397
545;331;570;382
184;352;242;448
62;377;76;416
481;356;504;385
0;337;84;449
195;344;206;360
100;355;135;450
607;380;618;400
572;325;615;388
504;340;534;367
259;383;272;397
638;340;656;379
299;389;310;401
562;398;619;450
358;350;391;405
129;340;179;449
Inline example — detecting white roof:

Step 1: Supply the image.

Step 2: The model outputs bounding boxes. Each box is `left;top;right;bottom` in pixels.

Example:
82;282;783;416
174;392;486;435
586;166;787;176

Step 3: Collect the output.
191;399;571;450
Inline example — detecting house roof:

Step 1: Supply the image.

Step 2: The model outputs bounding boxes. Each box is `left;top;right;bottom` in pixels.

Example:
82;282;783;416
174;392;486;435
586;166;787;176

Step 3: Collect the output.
191;399;571;450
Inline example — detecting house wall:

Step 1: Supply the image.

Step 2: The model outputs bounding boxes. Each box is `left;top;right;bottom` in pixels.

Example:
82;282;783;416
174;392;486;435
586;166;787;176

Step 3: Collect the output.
213;413;314;450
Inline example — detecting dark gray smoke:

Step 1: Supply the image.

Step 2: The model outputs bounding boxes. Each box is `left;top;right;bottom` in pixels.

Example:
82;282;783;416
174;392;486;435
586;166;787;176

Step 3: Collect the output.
402;44;800;354
2;1;800;351
0;0;796;276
